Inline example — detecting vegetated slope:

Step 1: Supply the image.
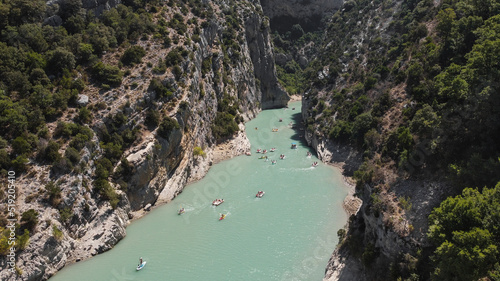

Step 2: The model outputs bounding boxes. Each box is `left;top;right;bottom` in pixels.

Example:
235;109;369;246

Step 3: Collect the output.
296;0;500;279
0;0;287;280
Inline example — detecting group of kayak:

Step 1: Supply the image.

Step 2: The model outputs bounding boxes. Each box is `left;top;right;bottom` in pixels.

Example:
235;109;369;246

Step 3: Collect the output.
177;191;266;221
256;148;276;154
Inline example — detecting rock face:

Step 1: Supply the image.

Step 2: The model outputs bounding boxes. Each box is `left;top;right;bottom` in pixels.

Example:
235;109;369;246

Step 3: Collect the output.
323;179;454;281
245;14;290;109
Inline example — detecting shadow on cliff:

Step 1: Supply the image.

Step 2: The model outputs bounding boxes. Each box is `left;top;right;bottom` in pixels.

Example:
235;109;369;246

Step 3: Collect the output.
289;112;308;146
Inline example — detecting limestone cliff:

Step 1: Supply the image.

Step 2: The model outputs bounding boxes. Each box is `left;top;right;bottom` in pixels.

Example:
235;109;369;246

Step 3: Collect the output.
0;1;288;280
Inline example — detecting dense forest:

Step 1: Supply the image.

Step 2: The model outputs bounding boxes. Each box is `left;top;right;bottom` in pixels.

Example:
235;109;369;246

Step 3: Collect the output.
273;0;500;280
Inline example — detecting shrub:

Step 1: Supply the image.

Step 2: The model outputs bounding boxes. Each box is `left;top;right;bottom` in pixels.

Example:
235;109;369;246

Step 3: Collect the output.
148;78;174;99
51;157;73;175
78;107;92;124
11;155;28;173
59;208;73;223
172;65;182;80
12;136;32;156
145;109;160;128
165;49;183;66
211;112;239;141
45;181;61;207
68;133;90;151
121;45;146;66
157;117;180;139
21;209;39;231
91;61;123;86
193;146;206;158
0;149;10;170
41;141;62;163
93;179;120;208
65;147;80;165
53;225;63;241
17;229;30;250
47;47;76;73
178;101;189;113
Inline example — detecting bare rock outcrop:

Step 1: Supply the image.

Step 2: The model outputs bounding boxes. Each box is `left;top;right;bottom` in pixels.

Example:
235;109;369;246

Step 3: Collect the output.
245;14;290;109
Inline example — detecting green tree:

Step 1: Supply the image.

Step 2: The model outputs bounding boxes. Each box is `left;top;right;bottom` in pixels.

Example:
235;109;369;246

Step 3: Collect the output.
78;107;92;124
211;112;238;141
121;45;146;66
12;136;31;155
410;104;438;136
428;183;500;280
47;47;76;73
437;8;456;37
157;117;180;139
145;109;160;128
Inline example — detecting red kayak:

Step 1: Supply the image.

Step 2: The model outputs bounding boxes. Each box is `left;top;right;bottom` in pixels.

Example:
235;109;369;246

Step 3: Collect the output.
219;214;226;221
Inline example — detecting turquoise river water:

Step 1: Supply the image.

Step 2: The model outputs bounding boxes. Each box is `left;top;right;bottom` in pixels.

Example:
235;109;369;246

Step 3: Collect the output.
49;101;348;281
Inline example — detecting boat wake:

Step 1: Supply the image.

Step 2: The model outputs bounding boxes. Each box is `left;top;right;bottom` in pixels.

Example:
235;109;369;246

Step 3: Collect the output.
279;167;315;172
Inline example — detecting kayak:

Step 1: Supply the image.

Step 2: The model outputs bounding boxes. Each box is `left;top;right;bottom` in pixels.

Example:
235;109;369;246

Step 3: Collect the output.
212;199;224;206
219;214;226;221
136;261;146;271
178;208;185;215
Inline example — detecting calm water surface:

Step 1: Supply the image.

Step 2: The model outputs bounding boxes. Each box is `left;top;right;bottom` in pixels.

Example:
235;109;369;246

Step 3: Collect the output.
49;101;348;281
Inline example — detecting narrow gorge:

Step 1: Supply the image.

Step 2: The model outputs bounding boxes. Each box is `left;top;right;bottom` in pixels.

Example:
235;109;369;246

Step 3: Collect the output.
2;0;500;280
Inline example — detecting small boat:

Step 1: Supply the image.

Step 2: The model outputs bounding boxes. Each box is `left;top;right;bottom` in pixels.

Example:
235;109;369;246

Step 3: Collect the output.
272;128;279;132
259;156;268;159
262;149;267;154
256;149;262;153
280;154;286;160
256;191;265;198
279;118;283;122
307;152;312;157
212;199;224;206
137;259;146;271
312;162;318;167
291;143;297;149
270;148;276;152
178;208;185;215
219;214;226;221
271;160;277;165
245;152;252;156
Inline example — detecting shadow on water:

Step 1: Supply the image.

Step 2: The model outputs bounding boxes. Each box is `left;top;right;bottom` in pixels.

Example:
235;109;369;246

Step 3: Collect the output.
289;111;308;147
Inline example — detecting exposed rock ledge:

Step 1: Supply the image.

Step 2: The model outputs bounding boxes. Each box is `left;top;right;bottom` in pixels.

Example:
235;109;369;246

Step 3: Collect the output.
212;124;251;165
138;123;251;215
